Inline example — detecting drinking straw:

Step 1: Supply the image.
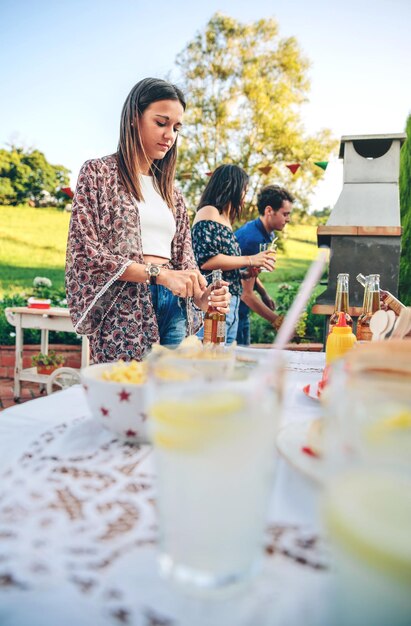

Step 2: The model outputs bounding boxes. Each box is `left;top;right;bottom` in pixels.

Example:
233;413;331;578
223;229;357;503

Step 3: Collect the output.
273;248;329;350
249;248;328;393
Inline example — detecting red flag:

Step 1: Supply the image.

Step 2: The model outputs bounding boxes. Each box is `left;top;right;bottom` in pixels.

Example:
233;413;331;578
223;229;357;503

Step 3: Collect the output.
206;171;213;177
258;165;272;175
285;163;301;175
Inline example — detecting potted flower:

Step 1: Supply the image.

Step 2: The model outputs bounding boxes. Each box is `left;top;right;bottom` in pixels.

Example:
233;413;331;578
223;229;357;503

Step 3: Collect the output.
32;350;65;375
28;276;53;309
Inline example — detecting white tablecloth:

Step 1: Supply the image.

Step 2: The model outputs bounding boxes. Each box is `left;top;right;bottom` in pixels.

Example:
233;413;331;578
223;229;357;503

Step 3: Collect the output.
0;351;332;626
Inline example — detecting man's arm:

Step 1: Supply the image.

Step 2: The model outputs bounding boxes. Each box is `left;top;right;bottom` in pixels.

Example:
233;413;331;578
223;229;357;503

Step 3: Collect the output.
254;277;276;310
241;277;280;326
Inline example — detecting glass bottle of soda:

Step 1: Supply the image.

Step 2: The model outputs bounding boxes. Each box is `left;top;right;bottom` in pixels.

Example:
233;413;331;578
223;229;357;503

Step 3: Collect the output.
356;274;381;341
356;273;405;316
203;269;226;345
329;273;353;332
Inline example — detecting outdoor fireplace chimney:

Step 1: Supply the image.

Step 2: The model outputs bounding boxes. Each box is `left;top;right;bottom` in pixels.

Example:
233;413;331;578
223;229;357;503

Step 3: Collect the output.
313;132;406;324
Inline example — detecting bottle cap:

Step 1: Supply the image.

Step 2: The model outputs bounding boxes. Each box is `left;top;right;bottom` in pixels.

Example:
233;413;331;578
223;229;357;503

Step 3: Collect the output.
331;312;352;334
337;312;347;327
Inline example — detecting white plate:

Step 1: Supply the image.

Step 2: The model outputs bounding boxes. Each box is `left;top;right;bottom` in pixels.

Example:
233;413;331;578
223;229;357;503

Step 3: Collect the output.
302;379;327;402
276;421;324;485
302;383;320;402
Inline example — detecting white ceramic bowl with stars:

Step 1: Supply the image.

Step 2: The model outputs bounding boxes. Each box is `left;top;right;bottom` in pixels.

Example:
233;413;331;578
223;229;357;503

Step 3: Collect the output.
81;363;149;443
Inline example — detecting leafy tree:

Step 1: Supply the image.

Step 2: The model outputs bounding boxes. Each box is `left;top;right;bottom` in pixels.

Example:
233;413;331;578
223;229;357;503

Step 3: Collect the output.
0;174;15;205
173;13;338;215
0;146;70;206
399;114;411;304
310;206;331;224
0;148;29;204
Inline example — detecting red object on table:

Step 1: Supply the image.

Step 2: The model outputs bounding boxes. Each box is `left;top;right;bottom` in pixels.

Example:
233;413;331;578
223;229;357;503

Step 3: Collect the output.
61;186;74;199
27;297;51;309
301;446;319;458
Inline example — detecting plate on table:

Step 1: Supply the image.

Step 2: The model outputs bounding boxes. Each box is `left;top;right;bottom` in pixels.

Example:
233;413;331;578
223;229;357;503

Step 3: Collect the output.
302;380;326;402
276;420;324;485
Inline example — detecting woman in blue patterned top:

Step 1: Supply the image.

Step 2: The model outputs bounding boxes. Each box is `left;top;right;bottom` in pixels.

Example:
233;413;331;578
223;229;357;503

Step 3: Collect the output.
192;164;275;344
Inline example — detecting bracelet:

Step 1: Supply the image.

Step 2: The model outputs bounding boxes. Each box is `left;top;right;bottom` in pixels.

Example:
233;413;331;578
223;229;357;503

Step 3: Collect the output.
247;256;252;267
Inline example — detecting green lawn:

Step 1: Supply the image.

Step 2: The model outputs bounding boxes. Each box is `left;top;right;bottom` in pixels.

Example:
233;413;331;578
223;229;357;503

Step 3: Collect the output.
0;206;321;296
0;205;70;294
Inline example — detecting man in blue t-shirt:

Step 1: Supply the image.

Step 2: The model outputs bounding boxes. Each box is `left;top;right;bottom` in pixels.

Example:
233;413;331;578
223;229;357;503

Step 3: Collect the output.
235;185;294;345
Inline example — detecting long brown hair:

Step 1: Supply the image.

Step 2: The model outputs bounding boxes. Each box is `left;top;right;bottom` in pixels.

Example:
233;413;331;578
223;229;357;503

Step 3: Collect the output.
197;164;249;223
117;77;186;209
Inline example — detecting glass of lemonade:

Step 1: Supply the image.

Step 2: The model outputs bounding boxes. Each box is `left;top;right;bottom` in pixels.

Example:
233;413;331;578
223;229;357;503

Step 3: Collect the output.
147;352;284;590
259;241;277;272
323;467;411;626
321;342;411;472
320;341;411;625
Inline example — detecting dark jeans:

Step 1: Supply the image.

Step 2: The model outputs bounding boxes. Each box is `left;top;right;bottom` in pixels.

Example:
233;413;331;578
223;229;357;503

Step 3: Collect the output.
236;309;251;346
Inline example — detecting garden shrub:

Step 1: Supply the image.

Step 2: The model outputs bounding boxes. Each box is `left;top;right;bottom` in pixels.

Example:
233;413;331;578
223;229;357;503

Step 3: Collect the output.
399;114;411;305
249;282;324;345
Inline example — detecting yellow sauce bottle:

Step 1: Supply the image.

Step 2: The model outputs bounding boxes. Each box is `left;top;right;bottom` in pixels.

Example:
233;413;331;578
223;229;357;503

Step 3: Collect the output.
326;311;357;365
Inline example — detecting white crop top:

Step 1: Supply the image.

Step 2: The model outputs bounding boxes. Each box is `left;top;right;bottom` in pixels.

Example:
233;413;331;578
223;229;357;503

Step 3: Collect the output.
137;175;176;258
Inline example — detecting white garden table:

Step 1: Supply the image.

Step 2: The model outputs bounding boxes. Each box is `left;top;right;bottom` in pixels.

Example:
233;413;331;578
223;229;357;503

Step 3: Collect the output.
5;306;89;400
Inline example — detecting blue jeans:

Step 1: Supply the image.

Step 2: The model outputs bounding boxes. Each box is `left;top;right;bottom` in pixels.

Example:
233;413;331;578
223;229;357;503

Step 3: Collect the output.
236;309;251;345
150;285;186;346
196;295;240;345
225;295;240;345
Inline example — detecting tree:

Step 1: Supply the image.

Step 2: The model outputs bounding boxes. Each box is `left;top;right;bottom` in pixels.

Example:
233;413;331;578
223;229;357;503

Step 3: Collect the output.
0;146;70;206
173;13;338;216
399;114;411;304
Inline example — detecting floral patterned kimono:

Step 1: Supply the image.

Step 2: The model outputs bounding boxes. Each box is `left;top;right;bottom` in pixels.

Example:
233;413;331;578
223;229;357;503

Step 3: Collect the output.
66;154;200;363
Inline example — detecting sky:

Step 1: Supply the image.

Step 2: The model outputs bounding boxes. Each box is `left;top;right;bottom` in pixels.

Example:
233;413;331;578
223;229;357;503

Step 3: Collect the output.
1;0;410;211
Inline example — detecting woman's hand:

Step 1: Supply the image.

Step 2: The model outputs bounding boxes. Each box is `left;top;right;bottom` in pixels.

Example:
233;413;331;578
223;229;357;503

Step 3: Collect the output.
158;268;207;299
194;281;231;313
249;250;276;272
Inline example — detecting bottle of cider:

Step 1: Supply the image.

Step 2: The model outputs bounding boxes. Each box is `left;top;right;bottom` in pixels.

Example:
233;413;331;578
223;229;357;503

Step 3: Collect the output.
203;270;226;345
329;273;353;332
356;273;405;316
356;274;380;341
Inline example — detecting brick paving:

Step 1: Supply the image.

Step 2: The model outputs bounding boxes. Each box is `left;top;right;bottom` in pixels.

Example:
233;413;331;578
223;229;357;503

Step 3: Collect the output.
0;378;44;411
0;343;82;411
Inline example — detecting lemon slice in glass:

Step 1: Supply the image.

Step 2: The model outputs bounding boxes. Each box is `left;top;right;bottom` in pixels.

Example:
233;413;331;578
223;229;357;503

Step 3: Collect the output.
150;392;244;451
325;470;411;582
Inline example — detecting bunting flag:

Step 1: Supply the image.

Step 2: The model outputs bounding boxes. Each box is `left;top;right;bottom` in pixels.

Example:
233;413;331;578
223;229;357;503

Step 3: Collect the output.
285;163;301;175
177;159;330;180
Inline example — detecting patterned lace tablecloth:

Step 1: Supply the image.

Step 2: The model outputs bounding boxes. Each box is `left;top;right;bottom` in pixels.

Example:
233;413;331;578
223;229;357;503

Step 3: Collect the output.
0;353;332;626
